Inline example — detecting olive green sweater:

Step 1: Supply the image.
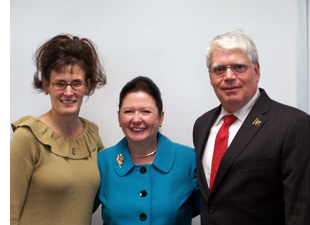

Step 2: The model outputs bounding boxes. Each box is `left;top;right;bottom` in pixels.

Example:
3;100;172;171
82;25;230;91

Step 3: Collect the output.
10;116;104;225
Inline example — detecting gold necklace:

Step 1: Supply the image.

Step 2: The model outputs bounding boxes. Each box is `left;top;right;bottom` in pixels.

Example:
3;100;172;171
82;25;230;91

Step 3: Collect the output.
130;149;157;158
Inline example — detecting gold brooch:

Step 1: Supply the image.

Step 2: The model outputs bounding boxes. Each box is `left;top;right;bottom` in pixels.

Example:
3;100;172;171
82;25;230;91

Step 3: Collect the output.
116;154;124;168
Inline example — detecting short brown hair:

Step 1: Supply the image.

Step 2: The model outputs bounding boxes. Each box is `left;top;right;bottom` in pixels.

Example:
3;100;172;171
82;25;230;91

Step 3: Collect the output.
33;34;106;95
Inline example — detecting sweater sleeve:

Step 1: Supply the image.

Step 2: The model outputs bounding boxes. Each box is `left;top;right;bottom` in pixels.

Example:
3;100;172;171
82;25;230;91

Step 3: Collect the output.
97;137;105;152
10;127;38;225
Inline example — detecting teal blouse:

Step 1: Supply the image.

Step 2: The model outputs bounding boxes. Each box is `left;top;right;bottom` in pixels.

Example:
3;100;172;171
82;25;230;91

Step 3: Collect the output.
96;133;201;225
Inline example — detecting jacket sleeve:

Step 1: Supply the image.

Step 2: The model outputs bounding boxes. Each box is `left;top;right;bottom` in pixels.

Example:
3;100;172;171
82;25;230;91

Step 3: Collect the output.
10;127;38;225
282;113;310;224
191;148;201;216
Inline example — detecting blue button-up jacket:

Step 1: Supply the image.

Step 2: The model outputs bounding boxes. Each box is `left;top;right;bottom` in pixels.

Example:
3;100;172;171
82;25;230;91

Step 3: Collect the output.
96;133;201;225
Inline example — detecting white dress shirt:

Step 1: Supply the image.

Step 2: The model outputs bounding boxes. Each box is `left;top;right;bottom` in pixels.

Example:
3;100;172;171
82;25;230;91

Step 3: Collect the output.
202;88;261;187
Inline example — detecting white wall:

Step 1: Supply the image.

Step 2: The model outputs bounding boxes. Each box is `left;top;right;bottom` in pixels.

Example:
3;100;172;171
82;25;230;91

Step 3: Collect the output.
11;0;303;224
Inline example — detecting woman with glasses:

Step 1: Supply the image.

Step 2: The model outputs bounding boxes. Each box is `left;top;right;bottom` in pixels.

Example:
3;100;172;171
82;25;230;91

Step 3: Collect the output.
10;34;106;225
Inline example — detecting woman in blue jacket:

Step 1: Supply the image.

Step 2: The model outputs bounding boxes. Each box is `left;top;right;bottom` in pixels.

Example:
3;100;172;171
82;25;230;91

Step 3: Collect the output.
94;76;200;225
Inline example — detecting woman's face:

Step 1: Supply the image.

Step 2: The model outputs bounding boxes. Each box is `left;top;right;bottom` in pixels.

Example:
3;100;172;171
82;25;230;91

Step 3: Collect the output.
45;65;88;118
119;91;164;146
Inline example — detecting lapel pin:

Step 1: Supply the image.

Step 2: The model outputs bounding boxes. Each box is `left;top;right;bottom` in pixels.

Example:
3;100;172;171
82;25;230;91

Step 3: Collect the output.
116;153;124;168
252;118;262;127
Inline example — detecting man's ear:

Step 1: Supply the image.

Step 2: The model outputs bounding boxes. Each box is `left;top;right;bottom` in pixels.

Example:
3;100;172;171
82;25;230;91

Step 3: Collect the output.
254;62;260;83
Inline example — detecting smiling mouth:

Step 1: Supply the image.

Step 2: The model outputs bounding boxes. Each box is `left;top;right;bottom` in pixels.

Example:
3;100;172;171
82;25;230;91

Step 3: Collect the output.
131;128;146;131
61;100;76;104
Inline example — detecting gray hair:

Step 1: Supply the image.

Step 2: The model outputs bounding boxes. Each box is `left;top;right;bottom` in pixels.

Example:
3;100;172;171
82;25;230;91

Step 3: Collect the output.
206;30;259;68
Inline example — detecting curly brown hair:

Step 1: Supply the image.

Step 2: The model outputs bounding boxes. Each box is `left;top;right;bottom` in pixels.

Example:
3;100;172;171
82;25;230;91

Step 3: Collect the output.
33;34;106;95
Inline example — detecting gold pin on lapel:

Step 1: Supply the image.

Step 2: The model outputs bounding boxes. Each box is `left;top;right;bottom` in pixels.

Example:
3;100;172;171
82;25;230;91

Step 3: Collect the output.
252;118;262;127
116;154;124;168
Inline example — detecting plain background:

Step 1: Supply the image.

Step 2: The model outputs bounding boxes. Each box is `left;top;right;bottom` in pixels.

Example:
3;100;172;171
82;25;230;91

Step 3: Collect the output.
10;0;309;224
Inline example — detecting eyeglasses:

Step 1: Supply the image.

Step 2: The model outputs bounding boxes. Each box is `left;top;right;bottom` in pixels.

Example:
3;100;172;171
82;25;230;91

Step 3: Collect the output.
52;81;86;90
209;63;250;76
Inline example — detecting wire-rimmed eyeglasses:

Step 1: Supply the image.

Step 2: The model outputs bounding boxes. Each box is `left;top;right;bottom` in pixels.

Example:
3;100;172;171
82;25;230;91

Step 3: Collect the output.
52;81;86;90
209;62;250;76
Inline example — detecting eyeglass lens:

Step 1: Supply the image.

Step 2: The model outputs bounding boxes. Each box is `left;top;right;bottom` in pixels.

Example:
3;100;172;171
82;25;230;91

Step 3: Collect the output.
52;82;85;90
211;63;248;75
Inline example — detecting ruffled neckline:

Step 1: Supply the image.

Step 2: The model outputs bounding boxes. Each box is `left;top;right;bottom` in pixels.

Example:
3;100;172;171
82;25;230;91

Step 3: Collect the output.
12;116;101;159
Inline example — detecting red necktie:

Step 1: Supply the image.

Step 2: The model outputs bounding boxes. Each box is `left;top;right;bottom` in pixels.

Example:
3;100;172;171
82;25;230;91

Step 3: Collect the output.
210;115;237;190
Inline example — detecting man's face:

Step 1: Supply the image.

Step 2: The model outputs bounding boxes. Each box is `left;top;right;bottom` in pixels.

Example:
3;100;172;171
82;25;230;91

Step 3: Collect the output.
209;49;260;113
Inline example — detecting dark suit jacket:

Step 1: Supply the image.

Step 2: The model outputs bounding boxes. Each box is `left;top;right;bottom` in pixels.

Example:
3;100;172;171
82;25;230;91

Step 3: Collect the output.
193;89;310;225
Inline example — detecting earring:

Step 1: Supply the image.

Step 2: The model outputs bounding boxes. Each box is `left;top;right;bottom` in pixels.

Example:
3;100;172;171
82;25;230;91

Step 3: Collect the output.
159;124;162;127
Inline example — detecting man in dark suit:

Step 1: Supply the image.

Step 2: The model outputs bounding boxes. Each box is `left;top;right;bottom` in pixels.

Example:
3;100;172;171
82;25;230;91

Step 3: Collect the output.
193;30;310;225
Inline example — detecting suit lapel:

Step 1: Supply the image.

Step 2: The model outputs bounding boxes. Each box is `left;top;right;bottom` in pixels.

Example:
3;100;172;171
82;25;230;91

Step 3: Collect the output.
211;89;270;192
196;107;221;160
195;106;221;197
